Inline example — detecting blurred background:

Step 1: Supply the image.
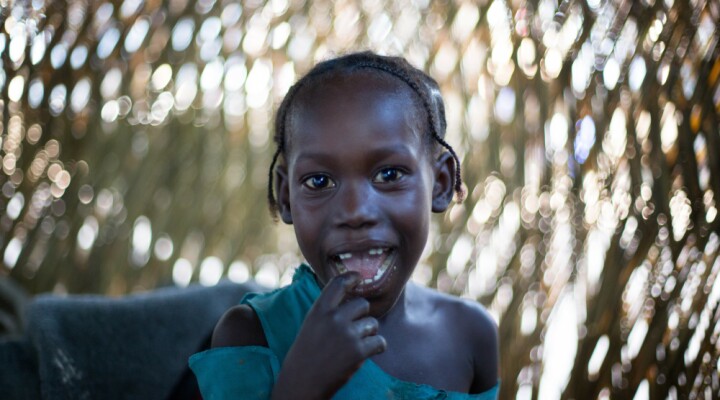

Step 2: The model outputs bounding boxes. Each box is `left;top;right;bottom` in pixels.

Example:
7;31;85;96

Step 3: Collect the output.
0;0;718;398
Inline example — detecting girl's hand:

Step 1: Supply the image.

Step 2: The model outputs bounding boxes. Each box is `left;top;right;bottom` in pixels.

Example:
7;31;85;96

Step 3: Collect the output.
271;272;386;399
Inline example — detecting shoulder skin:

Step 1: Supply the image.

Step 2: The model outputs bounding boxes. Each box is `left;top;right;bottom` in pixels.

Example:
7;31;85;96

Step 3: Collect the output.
211;304;268;348
410;284;499;393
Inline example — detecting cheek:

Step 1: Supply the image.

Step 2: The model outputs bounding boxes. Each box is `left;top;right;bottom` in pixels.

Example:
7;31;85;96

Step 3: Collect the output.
393;183;432;243
290;204;327;260
291;212;315;246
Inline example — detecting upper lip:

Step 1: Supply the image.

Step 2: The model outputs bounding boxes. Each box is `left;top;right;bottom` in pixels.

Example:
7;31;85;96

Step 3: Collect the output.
327;239;396;258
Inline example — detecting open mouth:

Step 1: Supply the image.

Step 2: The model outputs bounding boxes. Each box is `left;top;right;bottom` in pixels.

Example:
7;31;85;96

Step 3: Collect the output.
331;247;396;287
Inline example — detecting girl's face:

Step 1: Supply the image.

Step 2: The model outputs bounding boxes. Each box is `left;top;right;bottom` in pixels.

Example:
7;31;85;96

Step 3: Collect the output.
276;72;453;317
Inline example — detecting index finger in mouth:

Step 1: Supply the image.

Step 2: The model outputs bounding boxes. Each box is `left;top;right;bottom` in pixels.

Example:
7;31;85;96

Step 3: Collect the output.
321;271;361;309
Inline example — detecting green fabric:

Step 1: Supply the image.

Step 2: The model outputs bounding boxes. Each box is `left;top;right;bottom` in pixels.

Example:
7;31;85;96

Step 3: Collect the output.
190;346;279;400
190;265;499;400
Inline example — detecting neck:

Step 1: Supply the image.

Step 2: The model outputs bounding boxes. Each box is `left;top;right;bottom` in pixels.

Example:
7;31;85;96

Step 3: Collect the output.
377;284;411;324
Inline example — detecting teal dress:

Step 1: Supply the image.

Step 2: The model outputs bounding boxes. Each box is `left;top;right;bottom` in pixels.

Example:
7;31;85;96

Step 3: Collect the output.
190;265;499;399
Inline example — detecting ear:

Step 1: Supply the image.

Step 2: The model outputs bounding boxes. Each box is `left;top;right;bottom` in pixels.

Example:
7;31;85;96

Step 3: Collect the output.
275;164;293;224
431;152;456;213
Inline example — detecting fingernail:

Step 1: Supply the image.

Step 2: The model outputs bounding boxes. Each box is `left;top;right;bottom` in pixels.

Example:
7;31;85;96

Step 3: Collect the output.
344;271;360;282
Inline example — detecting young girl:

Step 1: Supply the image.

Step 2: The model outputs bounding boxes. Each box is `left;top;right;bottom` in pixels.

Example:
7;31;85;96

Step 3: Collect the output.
189;52;499;399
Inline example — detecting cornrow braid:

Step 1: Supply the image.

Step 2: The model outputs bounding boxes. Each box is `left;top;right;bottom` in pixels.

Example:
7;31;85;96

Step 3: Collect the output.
267;51;465;218
266;70;318;219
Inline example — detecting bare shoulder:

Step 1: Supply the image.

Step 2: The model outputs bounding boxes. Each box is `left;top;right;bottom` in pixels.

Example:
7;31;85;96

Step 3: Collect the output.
410;283;497;339
211;304;268;348
410;284;499;392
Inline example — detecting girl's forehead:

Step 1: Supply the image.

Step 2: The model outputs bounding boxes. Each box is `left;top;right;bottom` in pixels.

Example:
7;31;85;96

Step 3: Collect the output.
282;75;429;162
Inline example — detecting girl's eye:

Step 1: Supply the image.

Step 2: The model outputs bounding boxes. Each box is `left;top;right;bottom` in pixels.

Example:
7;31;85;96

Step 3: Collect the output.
373;168;404;183
302;175;335;190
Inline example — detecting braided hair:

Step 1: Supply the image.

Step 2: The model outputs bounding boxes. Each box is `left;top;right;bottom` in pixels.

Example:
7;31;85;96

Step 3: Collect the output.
267;51;464;217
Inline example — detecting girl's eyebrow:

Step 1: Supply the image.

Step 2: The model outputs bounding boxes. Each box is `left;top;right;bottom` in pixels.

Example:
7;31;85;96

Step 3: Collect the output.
294;144;418;164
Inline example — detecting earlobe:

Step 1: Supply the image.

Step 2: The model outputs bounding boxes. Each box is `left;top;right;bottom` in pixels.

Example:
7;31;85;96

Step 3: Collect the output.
431;152;456;213
275;165;293;224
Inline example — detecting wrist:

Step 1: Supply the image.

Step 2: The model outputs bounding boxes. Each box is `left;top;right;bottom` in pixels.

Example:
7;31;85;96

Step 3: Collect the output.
272;368;333;400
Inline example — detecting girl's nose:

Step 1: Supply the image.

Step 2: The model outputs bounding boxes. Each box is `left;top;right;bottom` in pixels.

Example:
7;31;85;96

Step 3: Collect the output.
334;181;379;229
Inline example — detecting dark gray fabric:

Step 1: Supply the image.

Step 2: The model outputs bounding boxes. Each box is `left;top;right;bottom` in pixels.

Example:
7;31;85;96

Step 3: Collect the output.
0;338;41;399
0;280;264;400
0;276;30;337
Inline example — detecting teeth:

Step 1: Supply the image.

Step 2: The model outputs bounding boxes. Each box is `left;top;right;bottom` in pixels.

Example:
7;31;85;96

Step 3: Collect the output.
337;248;385;259
373;268;383;281
368;251;393;283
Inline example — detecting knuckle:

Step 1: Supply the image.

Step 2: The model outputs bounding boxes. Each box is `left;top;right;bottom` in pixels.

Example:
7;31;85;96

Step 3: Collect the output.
369;319;379;332
361;318;379;336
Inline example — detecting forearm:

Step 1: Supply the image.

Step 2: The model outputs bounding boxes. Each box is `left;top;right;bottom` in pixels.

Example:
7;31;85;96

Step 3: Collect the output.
271;377;324;400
